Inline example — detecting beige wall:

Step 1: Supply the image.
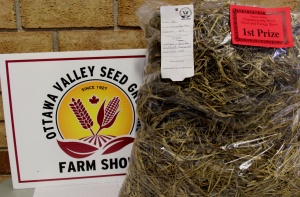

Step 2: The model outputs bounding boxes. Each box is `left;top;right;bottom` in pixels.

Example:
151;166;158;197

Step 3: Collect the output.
0;0;299;183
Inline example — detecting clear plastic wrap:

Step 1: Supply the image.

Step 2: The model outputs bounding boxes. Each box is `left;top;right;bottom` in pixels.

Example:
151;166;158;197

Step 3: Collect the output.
120;1;300;196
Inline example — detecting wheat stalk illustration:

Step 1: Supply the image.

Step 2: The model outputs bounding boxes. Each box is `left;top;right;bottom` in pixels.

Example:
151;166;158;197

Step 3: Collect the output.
96;97;121;135
103;97;120;126
69;98;95;135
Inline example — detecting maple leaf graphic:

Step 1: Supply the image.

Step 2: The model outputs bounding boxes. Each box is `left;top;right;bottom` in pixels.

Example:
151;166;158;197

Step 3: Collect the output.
89;95;99;105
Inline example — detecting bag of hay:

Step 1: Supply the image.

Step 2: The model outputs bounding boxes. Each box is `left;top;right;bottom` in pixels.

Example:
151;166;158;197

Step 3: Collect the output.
120;0;300;196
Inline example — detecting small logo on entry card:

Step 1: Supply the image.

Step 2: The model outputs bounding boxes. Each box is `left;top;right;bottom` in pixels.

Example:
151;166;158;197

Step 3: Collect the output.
180;7;192;20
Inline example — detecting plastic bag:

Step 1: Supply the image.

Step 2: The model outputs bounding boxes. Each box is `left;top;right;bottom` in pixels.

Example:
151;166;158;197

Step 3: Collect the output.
120;1;300;196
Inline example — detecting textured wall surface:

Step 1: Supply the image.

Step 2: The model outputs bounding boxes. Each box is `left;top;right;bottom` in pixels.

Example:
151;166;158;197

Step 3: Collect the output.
58;30;145;51
20;0;114;28
0;0;16;29
0;0;299;183
0;32;53;53
118;0;193;26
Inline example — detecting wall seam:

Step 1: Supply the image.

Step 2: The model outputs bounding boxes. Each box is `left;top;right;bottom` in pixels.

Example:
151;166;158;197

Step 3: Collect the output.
14;0;23;31
114;0;120;30
52;31;59;52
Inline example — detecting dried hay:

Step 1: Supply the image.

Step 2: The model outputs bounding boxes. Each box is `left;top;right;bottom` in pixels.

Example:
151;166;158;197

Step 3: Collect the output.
120;1;300;196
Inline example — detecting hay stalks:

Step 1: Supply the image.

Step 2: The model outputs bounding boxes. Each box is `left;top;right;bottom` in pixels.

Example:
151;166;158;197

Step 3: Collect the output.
120;1;300;196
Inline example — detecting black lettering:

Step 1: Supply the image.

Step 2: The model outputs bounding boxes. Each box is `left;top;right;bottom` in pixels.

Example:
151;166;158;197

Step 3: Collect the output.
43;100;54;110
110;158;118;169
128;83;137;93
43;126;54;132
107;68;115;79
243;28;246;35
100;66;107;77
68;162;76;172
80;67;88;78
42;119;52;125
42;112;53;118
131;90;138;99
66;73;75;83
53;82;63;92
257;29;263;37
46;132;56;139
86;160;96;171
101;159;109;170
59;162;66;173
61;77;70;88
119;158;127;168
97;86;107;90
119;75;128;85
47;94;58;103
257;29;279;38
73;70;81;80
113;71;122;82
243;28;254;36
81;86;94;91
77;161;85;172
88;66;95;77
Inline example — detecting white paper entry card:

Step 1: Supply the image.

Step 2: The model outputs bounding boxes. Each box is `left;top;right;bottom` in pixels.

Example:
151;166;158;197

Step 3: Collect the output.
160;5;194;81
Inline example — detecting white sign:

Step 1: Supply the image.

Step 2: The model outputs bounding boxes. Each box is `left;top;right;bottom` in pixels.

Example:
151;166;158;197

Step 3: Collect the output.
0;49;146;189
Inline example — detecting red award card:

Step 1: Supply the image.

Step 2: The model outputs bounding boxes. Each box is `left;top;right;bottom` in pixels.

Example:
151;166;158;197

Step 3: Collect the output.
230;5;294;48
